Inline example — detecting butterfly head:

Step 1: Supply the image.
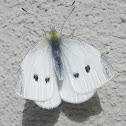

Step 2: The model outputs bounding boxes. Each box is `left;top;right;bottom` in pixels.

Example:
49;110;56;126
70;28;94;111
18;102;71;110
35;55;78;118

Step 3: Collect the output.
49;29;59;40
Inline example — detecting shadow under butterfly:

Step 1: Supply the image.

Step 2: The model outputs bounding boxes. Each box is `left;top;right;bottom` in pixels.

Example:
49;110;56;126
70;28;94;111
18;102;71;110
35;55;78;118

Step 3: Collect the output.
22;92;102;126
22;100;60;126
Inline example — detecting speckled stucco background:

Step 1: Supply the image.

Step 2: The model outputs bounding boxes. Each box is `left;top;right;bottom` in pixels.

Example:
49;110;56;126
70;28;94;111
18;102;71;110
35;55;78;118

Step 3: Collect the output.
0;0;126;126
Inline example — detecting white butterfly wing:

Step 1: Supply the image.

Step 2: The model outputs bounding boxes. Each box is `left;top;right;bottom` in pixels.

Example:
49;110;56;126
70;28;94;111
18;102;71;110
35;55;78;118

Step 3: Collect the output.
35;75;61;109
16;40;56;101
59;68;95;104
61;39;114;94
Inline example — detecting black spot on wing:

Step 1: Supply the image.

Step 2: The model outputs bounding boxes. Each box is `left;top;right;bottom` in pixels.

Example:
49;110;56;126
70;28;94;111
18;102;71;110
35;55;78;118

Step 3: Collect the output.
45;78;50;83
73;73;79;78
85;65;90;73
34;74;38;81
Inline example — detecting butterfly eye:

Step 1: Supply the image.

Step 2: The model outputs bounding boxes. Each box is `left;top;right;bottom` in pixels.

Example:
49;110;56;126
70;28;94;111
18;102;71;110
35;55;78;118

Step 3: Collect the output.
73;73;79;78
45;78;50;83
85;65;90;73
34;74;38;81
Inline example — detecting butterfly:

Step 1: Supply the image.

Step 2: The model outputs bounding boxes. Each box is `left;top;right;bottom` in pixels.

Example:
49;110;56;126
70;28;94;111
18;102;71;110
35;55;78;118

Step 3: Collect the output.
16;28;114;109
16;3;114;109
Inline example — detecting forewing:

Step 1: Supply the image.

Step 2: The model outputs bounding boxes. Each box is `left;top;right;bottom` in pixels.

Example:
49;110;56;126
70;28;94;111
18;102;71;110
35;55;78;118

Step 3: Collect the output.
59;67;95;103
35;74;61;109
16;40;55;101
61;39;114;94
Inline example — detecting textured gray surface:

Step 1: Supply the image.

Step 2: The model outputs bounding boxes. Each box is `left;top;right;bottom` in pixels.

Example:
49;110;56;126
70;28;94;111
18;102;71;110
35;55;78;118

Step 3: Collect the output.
0;0;126;126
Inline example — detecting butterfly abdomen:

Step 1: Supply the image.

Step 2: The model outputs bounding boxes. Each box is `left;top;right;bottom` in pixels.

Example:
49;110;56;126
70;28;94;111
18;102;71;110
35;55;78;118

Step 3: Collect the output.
49;38;63;80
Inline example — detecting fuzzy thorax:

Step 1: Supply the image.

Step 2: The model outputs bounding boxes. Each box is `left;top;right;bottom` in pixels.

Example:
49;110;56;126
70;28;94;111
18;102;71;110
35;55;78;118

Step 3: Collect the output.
49;29;59;40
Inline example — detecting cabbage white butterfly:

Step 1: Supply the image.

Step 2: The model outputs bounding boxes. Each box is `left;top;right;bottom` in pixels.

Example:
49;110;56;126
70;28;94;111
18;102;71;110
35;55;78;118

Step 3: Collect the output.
16;3;114;109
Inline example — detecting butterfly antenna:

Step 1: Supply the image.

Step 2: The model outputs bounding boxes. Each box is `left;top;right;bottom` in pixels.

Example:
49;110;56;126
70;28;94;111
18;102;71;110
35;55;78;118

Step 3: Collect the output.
22;8;28;13
72;1;75;5
22;8;47;39
60;1;75;35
